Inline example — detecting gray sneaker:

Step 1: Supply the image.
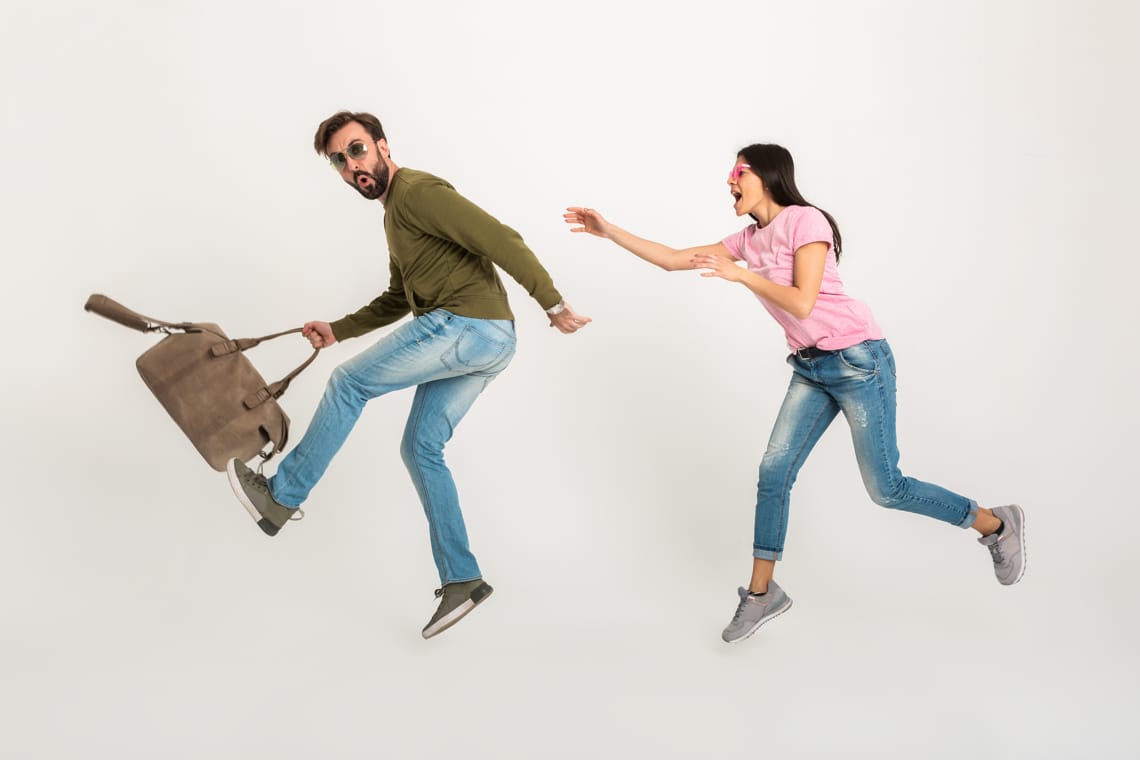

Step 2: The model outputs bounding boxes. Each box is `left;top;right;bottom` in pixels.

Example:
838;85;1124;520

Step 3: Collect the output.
978;504;1026;585
225;458;302;537
422;579;494;639
721;581;793;643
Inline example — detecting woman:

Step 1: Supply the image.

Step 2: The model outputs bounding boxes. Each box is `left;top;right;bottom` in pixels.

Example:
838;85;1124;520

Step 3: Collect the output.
565;143;1024;644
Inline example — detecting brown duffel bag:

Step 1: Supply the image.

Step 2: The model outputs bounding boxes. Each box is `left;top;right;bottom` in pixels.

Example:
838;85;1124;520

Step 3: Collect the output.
85;294;320;471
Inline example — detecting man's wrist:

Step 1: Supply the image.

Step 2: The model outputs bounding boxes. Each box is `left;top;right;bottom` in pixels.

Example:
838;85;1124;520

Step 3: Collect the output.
545;301;566;316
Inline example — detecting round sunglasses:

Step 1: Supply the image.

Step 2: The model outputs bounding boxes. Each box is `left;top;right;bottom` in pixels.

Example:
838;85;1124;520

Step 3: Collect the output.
329;140;370;170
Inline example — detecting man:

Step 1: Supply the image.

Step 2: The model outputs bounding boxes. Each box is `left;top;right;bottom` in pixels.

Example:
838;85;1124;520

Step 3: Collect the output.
226;110;590;639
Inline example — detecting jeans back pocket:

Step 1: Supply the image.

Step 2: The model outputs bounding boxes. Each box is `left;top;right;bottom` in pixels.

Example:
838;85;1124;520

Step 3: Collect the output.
442;325;512;371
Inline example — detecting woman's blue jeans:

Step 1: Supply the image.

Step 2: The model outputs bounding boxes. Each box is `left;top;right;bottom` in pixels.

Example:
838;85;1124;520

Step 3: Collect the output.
268;310;516;585
753;339;978;560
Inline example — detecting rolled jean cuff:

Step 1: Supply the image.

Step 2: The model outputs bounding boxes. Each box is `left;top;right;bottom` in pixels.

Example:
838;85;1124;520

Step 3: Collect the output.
957;499;980;530
752;547;783;561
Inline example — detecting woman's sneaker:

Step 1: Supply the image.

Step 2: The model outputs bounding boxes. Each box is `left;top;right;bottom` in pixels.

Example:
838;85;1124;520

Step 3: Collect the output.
978;504;1026;585
721;581;793;643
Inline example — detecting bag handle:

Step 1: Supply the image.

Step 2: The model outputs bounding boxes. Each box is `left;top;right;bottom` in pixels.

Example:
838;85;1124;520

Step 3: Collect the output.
85;293;321;407
207;329;320;409
85;293;197;333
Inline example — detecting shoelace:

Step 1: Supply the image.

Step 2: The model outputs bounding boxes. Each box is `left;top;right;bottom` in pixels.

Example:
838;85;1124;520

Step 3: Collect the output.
730;597;755;623
988;541;1006;565
243;465;305;521
242;469;270;494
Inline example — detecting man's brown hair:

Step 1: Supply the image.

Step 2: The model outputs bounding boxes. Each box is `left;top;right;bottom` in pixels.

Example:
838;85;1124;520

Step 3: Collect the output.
313;111;386;156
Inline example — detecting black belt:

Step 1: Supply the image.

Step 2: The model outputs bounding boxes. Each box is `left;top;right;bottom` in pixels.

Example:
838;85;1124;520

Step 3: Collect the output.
792;346;833;360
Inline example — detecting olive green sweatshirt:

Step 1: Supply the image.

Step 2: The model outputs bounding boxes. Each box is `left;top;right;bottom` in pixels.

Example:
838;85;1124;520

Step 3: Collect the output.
329;168;562;340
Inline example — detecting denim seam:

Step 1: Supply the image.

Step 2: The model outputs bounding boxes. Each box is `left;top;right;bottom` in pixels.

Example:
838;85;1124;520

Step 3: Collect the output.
869;365;972;525
873;363;896;505
403;387;452;583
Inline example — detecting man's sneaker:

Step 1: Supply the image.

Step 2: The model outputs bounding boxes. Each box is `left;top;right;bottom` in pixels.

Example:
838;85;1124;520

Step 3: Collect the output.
978;504;1026;585
422;579;494;639
225;458;302;537
722;580;793;643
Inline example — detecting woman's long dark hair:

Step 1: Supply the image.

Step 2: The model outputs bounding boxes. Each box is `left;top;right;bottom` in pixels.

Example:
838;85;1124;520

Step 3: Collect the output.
738;143;842;261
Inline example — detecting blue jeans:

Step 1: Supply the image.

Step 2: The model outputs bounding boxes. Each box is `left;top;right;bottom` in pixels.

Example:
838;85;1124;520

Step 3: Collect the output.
753;339;977;560
268;310;516;584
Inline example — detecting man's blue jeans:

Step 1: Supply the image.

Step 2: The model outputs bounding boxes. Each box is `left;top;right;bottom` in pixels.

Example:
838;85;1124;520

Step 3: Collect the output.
753;339;978;560
268;309;516;584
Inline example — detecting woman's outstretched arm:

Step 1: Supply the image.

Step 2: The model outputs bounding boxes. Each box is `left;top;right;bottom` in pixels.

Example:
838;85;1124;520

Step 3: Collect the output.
564;206;724;272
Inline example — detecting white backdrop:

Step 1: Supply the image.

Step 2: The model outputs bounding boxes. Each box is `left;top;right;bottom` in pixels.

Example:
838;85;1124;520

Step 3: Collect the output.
2;1;1138;757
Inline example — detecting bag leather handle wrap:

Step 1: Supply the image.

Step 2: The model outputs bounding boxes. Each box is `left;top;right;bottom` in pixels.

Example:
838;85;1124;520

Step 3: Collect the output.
85;293;198;334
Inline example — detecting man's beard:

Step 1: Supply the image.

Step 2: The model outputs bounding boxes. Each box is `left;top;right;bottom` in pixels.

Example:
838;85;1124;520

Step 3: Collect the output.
352;162;390;200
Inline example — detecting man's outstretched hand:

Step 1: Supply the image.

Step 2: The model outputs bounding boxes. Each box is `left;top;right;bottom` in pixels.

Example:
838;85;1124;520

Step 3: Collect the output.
548;303;591;334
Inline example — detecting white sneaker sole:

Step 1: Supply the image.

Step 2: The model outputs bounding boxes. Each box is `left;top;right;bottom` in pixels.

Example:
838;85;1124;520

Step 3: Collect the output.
422;590;493;639
1003;504;1027;586
225;459;262;523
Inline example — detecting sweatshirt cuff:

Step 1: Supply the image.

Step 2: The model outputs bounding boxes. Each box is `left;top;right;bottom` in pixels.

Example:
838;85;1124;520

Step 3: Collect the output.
328;316;362;341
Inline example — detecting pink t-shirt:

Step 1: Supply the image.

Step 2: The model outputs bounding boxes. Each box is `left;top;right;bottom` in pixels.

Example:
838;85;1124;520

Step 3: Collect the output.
720;205;883;352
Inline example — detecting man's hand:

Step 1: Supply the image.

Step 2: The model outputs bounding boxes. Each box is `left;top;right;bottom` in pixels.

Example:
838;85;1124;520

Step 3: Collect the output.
302;321;337;349
547;302;592;334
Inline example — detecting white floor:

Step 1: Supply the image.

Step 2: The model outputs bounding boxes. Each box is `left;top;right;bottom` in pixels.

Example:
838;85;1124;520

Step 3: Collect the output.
3;407;1136;758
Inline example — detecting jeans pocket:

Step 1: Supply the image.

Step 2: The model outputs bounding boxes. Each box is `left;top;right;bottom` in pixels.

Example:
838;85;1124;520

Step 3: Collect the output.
837;343;878;375
441;325;510;370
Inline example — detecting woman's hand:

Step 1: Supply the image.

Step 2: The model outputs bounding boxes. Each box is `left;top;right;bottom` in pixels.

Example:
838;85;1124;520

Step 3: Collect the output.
563;207;612;239
692;249;744;282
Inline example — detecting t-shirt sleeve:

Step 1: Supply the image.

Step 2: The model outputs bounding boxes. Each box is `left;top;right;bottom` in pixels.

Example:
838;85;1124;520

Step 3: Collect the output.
720;227;749;260
790;207;834;255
